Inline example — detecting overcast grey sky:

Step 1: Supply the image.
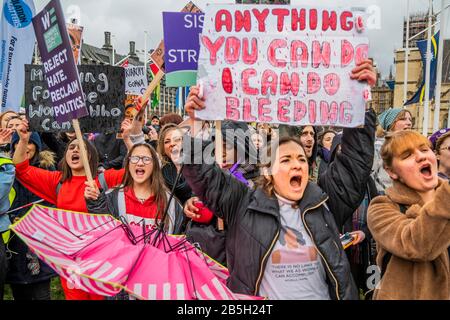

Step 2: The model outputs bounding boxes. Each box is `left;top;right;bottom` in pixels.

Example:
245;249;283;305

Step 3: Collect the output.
34;0;449;78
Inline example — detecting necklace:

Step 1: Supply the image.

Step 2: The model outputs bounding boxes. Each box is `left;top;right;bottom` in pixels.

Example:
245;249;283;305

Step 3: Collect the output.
137;197;146;204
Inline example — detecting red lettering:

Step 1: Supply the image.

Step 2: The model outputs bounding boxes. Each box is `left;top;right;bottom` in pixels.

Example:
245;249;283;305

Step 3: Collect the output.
323;73;340;96
258;98;272;122
294;101;307;121
322;11;337;31
235;10;251;32
308;100;317;123
340;11;354;31
280;72;300;96
261;70;278;96
215;10;232;32
226;97;240;120
340;101;353;124
222;68;234;94
201;36;225;65
312;41;331;68
341;39;354;67
252;8;270;32
268;39;287;68
277;99;290;122
272;8;289;32
242;38;258;65
320;101;339;125
355;44;369;64
242;68;258;95
243;98;257;122
291;9;306;31
307;72;321;94
224;37;241;64
291;40;308;68
309;9;318;30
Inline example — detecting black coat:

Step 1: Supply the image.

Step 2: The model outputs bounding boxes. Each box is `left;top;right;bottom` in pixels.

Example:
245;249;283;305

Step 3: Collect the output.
182;110;376;299
94;133;127;170
7;153;56;285
162;162;193;206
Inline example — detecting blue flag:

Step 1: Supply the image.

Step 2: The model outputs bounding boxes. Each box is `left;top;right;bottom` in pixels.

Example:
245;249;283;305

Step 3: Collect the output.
0;0;36;112
404;31;439;106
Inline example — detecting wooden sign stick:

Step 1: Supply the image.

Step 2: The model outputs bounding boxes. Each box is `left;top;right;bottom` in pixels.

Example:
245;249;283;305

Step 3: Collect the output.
141;70;164;115
72;119;94;188
214;120;225;231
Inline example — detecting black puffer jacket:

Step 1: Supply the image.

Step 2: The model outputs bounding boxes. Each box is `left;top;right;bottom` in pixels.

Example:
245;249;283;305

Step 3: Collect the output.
182;109;376;299
7;151;57;285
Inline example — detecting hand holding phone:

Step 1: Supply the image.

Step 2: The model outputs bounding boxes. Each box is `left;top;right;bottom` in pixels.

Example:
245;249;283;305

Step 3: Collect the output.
340;233;356;250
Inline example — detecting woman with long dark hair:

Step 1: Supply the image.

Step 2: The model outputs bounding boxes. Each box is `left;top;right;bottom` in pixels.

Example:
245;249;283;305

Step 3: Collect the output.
85;143;185;234
12;119;125;300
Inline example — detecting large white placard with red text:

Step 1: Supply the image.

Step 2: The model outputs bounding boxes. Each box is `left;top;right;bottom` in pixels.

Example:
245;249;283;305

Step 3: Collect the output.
196;5;370;127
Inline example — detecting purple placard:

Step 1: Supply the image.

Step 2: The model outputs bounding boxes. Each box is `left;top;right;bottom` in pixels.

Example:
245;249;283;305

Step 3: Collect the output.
32;0;87;124
163;12;203;74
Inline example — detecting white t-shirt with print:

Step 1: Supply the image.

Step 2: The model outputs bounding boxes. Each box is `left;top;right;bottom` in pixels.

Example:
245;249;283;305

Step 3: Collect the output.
259;195;331;300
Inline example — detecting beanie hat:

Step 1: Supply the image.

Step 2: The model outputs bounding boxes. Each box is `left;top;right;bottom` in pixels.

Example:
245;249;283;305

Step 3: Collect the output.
429;128;450;150
378;108;403;131
11;132;42;154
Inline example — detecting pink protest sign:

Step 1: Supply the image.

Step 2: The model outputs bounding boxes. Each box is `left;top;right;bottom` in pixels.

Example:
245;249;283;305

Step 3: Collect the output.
196;5;370;127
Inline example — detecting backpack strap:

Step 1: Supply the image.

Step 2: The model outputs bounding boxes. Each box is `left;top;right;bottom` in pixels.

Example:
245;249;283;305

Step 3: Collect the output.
117;188;126;218
380;204;408;277
98;172;108;191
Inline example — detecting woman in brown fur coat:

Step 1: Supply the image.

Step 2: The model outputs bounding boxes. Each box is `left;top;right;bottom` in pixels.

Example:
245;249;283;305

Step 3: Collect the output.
368;130;450;300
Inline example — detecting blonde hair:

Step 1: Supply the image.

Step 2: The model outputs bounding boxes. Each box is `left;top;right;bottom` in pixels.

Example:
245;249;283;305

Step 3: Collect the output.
381;130;431;169
157;124;179;165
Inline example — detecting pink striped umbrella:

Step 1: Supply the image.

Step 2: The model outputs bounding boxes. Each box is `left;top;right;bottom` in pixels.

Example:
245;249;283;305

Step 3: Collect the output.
10;205;261;300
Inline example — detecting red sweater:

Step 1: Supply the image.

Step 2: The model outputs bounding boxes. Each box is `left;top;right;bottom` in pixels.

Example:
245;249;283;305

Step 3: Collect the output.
122;187;160;229
15;159;125;213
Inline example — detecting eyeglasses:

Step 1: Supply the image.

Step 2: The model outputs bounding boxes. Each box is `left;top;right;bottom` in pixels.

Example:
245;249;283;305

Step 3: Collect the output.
129;156;153;165
440;146;450;152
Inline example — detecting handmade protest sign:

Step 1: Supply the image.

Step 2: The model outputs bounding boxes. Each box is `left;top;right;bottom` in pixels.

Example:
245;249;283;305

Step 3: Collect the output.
32;0;88;124
196;5;370;127
125;66;148;95
67;22;84;65
141;2;202;112
182;1;202;13
150;41;166;73
163;12;204;87
25;64;125;133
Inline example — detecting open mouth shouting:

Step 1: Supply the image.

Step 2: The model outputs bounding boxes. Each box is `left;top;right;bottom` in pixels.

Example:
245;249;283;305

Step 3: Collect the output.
419;163;433;179
289;174;303;192
135;168;146;177
303;144;313;156
71;153;80;165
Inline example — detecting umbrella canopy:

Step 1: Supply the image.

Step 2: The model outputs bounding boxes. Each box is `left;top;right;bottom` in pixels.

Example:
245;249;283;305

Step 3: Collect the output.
10;205;261;300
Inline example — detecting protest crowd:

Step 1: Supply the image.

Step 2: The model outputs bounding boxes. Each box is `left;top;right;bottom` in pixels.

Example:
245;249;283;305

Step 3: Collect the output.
0;0;449;301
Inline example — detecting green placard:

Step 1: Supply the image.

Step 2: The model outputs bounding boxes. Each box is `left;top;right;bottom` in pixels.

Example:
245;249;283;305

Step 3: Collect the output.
43;24;62;53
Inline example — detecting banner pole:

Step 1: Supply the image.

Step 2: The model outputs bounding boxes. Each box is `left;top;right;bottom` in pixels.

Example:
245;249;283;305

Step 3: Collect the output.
72;119;94;187
434;0;449;132
422;0;433;136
